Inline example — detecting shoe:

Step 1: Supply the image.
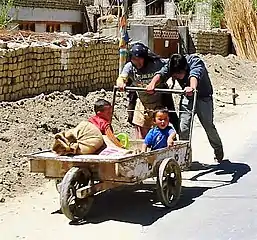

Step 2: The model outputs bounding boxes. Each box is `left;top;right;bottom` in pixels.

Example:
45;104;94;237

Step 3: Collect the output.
214;147;224;163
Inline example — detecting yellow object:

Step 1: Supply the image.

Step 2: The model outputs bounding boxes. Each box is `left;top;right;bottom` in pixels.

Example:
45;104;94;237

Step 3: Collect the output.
116;133;130;149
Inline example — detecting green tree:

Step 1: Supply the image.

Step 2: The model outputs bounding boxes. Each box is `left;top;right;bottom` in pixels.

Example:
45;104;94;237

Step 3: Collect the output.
211;0;224;28
0;0;14;28
175;0;203;14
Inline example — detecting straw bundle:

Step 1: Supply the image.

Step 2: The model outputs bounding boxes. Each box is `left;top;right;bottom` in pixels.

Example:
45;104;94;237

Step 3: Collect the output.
224;0;257;61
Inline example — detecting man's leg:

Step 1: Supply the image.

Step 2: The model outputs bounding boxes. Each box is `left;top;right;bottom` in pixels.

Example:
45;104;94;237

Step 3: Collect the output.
162;92;180;132
132;98;153;139
162;83;180;132
127;91;137;125
179;96;193;140
196;97;224;161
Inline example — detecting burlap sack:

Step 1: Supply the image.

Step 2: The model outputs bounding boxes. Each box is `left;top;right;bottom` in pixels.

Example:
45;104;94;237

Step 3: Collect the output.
52;121;104;155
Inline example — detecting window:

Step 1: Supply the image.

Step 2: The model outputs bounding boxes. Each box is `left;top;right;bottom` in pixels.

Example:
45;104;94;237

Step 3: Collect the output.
46;24;60;33
72;23;83;34
19;22;35;31
146;0;164;16
93;14;101;33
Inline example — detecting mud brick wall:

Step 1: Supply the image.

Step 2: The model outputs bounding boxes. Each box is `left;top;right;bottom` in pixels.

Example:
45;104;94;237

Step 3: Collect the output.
0;40;119;101
189;30;230;56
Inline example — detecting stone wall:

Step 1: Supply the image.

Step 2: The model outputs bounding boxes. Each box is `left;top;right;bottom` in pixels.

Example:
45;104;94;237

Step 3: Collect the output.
0;38;119;101
189;29;231;56
189;1;212;31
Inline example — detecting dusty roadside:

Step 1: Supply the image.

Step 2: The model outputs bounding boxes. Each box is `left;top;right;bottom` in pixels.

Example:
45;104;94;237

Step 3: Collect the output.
1;53;257;201
0;96;257;240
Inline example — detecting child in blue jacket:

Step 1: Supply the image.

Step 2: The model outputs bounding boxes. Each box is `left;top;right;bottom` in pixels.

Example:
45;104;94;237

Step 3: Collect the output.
142;109;176;151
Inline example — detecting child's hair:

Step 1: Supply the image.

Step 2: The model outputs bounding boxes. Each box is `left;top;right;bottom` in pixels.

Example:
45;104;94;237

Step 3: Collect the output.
94;99;111;113
169;54;188;75
153;108;169;120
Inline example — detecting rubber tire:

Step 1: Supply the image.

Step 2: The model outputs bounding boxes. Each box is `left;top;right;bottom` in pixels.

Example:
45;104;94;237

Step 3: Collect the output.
156;158;182;208
60;167;93;221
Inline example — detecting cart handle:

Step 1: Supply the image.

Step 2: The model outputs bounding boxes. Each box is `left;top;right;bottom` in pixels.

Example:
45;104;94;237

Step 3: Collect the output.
113;85;185;94
112;85;197;148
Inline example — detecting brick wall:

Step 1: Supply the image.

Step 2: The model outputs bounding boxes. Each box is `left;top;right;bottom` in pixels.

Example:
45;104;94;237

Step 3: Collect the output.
0;40;119;101
189;29;231;56
12;0;93;10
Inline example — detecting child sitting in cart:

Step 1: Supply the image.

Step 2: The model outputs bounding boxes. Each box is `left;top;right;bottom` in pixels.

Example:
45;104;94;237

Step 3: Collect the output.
88;99;125;149
88;99;136;156
52;99;129;156
142;108;176;152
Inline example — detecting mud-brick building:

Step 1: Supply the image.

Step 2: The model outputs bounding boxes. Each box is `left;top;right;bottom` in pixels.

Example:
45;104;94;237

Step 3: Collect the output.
7;0;94;34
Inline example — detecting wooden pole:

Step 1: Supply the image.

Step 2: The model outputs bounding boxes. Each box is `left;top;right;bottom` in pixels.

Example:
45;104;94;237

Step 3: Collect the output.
117;0;120;36
232;87;236;106
118;0;129;74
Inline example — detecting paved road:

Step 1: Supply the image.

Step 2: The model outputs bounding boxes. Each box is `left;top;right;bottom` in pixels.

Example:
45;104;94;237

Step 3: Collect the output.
0;104;256;240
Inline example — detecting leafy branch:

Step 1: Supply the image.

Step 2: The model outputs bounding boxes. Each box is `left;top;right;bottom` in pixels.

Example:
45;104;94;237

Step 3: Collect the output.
0;0;14;29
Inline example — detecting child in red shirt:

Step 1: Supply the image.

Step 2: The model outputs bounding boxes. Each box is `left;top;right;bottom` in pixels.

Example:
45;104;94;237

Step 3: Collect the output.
88;99;123;148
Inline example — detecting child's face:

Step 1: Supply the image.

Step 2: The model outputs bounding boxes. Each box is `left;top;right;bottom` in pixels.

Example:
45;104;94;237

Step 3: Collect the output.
97;105;113;122
154;112;169;129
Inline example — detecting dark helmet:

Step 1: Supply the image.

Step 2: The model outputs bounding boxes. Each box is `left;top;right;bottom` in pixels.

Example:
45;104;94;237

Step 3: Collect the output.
129;43;148;59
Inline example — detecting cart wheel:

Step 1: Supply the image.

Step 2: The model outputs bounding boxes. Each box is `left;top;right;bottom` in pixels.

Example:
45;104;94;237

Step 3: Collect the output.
60;167;93;221
156;158;182;208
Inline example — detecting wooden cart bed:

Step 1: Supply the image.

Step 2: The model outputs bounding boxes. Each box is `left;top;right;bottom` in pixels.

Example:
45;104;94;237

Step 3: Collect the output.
27;141;189;182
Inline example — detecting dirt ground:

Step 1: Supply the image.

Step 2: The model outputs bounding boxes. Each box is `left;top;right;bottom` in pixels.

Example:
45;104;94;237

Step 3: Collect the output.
0;54;257;202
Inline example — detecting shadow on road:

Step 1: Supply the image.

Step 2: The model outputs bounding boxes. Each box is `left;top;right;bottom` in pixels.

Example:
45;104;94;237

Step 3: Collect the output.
54;159;251;226
68;183;211;226
189;159;251;184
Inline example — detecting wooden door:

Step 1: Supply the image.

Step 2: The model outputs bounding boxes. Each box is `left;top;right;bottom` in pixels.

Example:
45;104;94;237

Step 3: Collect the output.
153;28;180;58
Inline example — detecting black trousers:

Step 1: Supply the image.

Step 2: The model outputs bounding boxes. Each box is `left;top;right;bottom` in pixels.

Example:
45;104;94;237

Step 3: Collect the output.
162;89;179;132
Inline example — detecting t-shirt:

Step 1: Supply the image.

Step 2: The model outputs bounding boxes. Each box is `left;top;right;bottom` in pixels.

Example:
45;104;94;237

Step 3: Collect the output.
157;54;213;98
121;58;169;108
88;115;112;135
144;126;175;150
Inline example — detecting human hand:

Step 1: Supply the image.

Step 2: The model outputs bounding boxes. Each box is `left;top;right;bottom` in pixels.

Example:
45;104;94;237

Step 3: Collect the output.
184;86;194;96
117;83;126;91
167;139;174;147
146;81;156;95
116;76;127;91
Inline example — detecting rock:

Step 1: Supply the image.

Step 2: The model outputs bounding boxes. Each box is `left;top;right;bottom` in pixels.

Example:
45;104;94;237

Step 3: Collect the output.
17;172;24;177
0;136;11;142
7;42;29;49
0;197;5;203
83;32;95;38
0;40;7;49
35;93;45;100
